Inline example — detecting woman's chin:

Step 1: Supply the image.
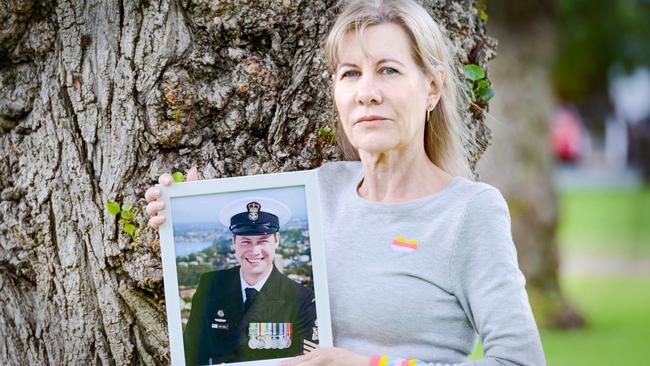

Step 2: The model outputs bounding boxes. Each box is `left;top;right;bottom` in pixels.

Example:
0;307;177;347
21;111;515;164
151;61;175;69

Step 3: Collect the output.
353;141;400;155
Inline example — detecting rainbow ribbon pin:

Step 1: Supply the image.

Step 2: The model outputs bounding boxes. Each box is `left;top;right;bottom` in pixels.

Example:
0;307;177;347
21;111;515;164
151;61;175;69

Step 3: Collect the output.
391;237;418;255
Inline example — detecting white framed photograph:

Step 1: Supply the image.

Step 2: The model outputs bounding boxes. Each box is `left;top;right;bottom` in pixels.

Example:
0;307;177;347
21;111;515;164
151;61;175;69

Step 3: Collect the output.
158;169;332;366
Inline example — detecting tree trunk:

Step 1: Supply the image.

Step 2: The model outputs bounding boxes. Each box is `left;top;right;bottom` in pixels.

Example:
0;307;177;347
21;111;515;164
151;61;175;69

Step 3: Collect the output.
0;0;493;364
477;2;585;328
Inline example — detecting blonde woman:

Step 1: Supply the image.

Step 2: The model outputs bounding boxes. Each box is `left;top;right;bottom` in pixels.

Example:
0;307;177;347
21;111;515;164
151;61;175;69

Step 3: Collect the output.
146;1;546;365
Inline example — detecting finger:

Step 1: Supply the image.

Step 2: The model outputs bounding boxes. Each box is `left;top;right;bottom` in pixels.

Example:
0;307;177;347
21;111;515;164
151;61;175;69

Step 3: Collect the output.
159;173;173;186
280;358;298;366
146;201;165;217
148;215;166;229
144;187;162;202
281;353;312;366
301;349;325;366
187;166;198;181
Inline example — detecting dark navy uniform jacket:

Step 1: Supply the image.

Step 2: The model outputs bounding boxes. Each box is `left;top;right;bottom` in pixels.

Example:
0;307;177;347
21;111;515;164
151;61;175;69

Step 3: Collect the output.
183;265;317;365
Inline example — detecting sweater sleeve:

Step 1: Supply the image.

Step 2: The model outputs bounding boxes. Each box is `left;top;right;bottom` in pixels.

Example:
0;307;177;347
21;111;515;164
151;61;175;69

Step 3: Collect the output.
447;187;546;366
373;188;546;366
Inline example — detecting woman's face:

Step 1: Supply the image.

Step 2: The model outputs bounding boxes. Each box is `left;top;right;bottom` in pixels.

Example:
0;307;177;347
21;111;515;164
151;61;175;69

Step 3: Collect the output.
333;23;439;156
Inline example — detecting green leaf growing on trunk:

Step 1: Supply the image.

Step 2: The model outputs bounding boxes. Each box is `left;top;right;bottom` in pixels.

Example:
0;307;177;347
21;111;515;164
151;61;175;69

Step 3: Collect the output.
318;126;335;144
463;64;494;104
478;87;495;101
172;172;186;182
477;79;490;89
463;64;485;81
121;210;133;220
106;200;121;216
123;223;136;237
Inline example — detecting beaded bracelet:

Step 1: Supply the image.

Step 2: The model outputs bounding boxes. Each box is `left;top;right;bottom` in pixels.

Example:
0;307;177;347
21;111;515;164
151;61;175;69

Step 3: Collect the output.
369;354;425;366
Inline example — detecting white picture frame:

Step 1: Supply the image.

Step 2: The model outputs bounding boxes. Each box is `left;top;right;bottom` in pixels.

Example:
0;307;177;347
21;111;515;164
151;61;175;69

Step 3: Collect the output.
158;169;332;366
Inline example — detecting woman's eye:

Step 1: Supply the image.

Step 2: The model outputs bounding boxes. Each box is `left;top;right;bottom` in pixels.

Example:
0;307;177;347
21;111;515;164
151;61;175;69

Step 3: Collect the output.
381;67;398;75
341;70;360;79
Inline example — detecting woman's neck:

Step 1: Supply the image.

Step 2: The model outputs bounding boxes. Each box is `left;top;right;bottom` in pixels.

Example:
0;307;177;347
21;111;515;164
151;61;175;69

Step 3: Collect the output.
357;147;452;203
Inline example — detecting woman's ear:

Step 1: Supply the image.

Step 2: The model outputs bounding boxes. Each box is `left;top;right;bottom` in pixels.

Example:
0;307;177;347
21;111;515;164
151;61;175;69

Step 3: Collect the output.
427;66;445;108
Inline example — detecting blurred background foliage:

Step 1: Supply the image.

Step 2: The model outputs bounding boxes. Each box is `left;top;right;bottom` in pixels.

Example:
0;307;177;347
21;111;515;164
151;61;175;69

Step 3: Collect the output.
553;0;650;102
475;0;650;364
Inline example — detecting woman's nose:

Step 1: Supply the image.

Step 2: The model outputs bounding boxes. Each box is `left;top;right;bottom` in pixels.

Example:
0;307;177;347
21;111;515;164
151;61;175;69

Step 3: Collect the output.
355;74;382;105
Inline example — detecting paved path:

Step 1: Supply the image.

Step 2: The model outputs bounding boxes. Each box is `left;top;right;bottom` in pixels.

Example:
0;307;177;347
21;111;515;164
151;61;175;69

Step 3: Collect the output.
560;250;650;277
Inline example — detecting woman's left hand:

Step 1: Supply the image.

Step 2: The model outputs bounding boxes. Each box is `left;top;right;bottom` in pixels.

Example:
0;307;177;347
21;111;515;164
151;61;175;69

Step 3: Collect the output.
281;347;370;366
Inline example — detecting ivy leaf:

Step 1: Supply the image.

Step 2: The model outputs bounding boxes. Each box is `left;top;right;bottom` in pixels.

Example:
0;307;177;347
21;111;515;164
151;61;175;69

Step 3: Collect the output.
121;210;132;220
119;218;129;224
480;10;488;21
319;127;332;137
123;224;136;237
172;172;186;183
121;203;133;212
477;87;495;101
106;200;121;216
463;64;485;81
477;79;490;89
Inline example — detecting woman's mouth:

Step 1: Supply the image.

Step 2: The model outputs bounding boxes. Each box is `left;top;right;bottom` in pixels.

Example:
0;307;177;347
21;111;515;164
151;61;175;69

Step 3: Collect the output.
356;115;389;124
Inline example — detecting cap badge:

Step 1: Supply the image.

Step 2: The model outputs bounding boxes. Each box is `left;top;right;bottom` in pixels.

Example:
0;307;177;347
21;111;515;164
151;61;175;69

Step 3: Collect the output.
247;201;261;221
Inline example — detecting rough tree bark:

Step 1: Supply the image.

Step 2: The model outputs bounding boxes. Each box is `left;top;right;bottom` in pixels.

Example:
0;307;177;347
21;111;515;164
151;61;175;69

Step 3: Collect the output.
0;1;493;364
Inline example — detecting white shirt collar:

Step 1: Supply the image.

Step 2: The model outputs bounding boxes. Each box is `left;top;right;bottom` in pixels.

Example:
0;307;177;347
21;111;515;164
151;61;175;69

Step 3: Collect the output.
240;266;273;302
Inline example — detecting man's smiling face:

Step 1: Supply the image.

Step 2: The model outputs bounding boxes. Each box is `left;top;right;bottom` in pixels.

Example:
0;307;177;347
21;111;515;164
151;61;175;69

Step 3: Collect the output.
233;233;280;285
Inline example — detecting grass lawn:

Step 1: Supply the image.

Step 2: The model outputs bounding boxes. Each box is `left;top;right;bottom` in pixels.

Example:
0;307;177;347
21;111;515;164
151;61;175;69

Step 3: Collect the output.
541;276;650;366
469;276;650;365
557;187;650;255
548;188;650;365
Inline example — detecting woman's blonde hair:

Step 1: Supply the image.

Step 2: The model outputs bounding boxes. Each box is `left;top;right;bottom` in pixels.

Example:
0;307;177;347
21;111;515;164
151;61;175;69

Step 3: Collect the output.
324;0;473;178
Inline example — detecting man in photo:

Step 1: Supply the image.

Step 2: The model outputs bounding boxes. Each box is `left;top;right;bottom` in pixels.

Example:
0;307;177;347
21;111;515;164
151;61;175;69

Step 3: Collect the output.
183;197;318;366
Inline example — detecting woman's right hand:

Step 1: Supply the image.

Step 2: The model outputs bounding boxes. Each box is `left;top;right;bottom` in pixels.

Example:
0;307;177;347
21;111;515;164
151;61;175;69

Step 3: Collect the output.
144;167;199;229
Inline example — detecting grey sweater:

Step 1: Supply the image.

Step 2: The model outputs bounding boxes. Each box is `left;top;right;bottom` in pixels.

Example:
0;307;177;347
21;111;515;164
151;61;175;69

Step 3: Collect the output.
317;162;546;366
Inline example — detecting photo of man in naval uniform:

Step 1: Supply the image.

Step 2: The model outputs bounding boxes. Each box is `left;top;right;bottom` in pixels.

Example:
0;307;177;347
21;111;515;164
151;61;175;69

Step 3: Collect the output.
183;197;318;366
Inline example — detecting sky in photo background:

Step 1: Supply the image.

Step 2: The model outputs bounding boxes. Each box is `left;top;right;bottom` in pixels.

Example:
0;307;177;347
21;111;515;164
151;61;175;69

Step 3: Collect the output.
170;185;309;257
170;185;308;224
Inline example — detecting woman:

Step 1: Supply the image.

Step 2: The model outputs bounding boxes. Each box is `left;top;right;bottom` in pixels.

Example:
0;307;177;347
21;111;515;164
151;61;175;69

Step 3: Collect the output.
146;1;546;365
